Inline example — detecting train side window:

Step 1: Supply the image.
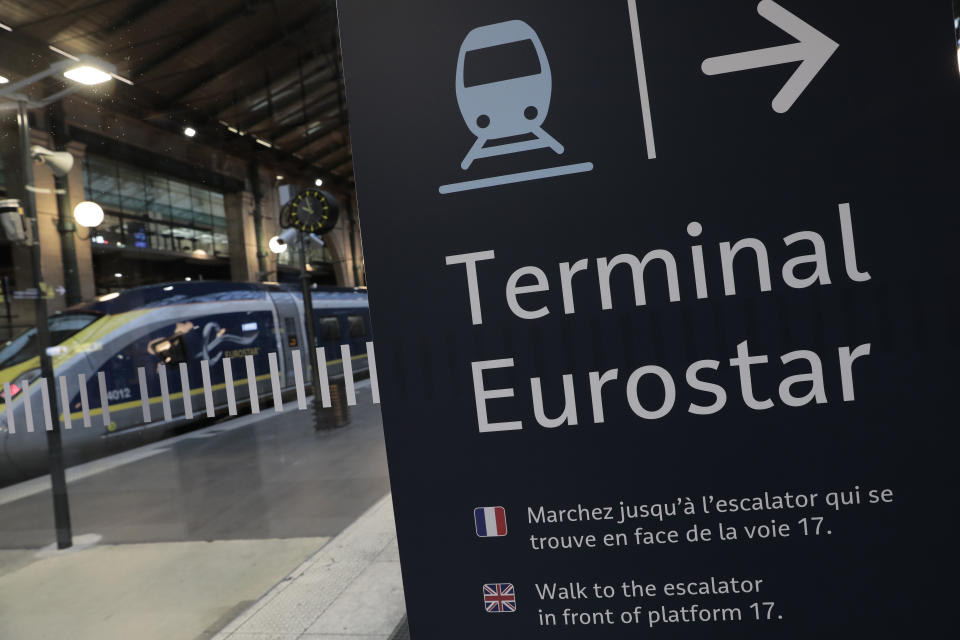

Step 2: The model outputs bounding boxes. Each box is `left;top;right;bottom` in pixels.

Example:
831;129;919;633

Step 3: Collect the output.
318;316;342;342
347;314;367;339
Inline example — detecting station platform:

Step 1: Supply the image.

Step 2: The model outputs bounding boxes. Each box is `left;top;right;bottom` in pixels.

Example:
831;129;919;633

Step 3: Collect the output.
0;382;406;640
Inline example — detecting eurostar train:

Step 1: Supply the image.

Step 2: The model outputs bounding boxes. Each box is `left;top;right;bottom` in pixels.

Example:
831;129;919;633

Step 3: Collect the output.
0;282;370;485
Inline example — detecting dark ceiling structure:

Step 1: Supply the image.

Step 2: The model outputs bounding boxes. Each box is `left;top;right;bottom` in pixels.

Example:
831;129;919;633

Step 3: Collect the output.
0;0;352;187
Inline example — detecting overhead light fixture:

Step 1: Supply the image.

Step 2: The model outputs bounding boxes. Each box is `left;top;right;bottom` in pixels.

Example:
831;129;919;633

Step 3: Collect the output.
276;175;284;181
184;277;192;282
73;201;104;228
183;126;197;138
63;64;112;86
255;138;273;148
162;285;174;292
314;178;323;187
0;22;13;32
0;76;8;85
98;292;120;302
114;273;123;278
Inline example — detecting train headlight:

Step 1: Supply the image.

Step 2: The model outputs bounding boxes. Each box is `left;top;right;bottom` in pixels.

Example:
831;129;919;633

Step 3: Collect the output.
0;382;22;402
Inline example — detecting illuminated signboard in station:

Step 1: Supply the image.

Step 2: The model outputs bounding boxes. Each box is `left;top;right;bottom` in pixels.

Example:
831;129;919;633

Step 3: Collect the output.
339;1;959;637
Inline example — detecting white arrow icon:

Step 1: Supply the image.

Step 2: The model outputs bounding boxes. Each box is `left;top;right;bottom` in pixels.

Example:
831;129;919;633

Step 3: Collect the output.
701;0;838;113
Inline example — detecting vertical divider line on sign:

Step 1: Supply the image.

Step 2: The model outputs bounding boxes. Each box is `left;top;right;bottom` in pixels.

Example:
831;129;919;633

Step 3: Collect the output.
21;379;34;433
268;352;283;412
40;378;53;431
341;344;356;406
223;358;237;416
316;347;331;408
137;367;151;423
97;371;110;428
366;341;380;404
201;359;215;418
179;362;193;420
58;376;72;429
245;355;260;414
292;350;307;410
78;373;91;428
157;364;173;422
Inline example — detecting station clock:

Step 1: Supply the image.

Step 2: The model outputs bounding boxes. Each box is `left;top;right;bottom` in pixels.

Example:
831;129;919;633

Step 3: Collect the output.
289;188;339;234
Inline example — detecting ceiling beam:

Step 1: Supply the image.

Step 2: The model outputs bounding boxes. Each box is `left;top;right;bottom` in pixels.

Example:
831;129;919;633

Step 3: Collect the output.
266;97;342;144
302;137;350;165
332;159;353;175
220;55;333;125
290;122;349;157
161;8;335;108
105;0;178;34
241;77;340;135
316;145;351;166
131;8;247;81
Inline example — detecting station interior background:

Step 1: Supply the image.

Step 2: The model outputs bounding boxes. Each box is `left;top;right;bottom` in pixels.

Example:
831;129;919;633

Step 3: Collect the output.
0;0;363;341
0;3;404;640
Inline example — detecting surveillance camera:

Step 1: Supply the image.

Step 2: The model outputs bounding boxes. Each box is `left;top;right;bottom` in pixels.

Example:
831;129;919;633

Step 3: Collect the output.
30;145;75;178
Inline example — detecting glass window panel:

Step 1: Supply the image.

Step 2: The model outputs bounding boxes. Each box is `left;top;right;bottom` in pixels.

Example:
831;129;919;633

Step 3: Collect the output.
118;165;147;215
124;219;149;249
210;192;226;218
213;232;229;257
150;222;174;252
190;185;212;217
91;213;123;247
317;317;342;342
194;230;213;255
171;226;195;254
85;155;118;198
147;174;172;222
168;179;193;225
347;315;367;339
81;155;227;258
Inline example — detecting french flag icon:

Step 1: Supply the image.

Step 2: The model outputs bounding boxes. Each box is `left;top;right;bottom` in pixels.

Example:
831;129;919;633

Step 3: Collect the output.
474;506;508;537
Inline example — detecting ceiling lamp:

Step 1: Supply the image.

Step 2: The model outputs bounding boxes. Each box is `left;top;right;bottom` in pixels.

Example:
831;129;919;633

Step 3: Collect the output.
63;64;112;86
73;201;105;228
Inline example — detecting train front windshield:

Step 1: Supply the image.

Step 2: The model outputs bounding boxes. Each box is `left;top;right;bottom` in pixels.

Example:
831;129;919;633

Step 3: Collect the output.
463;40;541;87
0;313;100;369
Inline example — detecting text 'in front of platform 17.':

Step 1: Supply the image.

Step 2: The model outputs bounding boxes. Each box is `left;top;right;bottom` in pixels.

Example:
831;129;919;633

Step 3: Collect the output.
337;0;960;637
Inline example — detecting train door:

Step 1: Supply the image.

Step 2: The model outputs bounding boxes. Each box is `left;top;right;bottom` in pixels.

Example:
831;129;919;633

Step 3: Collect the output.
315;312;344;378
268;291;301;388
343;309;370;374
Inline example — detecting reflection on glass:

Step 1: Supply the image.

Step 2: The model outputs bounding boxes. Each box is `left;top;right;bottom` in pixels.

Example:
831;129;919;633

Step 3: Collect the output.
0;312;99;368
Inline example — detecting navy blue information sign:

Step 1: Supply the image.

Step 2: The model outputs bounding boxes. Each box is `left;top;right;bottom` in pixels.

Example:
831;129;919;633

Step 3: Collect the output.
337;1;959;637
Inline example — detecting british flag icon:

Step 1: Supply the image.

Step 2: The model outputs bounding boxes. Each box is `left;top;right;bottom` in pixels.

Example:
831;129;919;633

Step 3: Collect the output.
483;583;517;613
